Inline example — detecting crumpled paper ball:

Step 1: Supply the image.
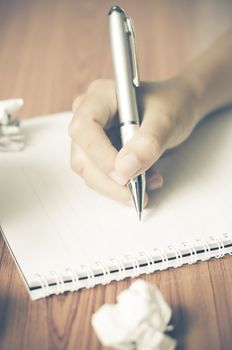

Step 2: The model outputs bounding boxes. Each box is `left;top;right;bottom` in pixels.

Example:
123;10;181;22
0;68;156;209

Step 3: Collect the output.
0;98;25;151
91;279;176;350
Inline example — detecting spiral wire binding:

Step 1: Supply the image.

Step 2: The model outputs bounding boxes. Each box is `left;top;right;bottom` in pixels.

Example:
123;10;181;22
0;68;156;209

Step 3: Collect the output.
35;273;49;298
153;248;169;270
110;257;126;281
50;270;65;295
32;234;232;298
182;241;197;264
209;235;225;258
194;238;211;261
138;251;155;274
95;261;111;285
168;245;183;268
65;267;80;292
81;264;95;288
125;254;140;277
223;233;232;255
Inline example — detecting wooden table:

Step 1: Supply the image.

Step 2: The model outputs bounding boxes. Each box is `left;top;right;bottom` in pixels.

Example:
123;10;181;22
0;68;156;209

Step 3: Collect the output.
1;1;232;349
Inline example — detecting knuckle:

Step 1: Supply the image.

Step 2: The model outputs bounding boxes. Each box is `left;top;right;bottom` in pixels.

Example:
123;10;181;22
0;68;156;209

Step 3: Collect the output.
72;94;85;112
68;115;85;140
87;79;105;92
87;79;115;94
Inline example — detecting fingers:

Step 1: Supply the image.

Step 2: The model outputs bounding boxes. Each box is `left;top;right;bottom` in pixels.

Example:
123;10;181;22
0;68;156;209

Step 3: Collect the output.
146;171;163;192
71;141;149;207
72;94;85;112
70;141;131;204
70;79;166;205
71;79;117;130
69;80;118;175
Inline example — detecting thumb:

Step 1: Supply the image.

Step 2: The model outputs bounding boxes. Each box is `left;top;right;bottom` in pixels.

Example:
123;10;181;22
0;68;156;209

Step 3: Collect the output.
112;120;170;183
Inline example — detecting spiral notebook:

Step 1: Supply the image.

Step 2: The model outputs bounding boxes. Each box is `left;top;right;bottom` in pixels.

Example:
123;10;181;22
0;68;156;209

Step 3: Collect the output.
0;109;232;300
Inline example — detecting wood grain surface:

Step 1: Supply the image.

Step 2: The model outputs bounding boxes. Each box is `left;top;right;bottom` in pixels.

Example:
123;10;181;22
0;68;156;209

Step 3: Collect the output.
0;1;232;349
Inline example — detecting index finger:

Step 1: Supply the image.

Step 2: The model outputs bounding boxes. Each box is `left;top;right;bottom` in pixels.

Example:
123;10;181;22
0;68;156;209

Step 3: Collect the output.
69;80;119;175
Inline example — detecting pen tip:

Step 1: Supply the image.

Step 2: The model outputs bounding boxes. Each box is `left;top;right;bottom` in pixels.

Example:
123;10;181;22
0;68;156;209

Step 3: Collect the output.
128;175;146;222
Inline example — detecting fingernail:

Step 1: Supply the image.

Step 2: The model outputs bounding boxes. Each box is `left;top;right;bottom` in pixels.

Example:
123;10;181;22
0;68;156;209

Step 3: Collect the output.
117;153;141;178
148;175;163;191
109;171;128;186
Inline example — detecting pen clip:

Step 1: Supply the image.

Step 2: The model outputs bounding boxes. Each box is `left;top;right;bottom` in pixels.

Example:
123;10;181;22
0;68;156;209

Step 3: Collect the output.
125;16;140;87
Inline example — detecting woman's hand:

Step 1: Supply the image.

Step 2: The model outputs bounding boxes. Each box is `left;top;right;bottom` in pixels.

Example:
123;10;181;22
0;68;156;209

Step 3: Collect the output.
69;76;197;205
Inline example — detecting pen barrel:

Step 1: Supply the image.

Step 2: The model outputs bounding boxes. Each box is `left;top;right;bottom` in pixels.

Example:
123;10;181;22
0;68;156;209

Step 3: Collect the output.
109;9;140;133
120;123;139;145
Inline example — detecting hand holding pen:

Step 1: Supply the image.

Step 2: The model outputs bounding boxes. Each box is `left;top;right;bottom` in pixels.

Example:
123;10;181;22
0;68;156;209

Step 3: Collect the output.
69;9;232;217
69;73;198;206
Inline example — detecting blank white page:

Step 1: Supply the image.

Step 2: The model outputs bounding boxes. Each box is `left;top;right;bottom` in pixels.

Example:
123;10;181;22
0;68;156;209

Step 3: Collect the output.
0;109;232;290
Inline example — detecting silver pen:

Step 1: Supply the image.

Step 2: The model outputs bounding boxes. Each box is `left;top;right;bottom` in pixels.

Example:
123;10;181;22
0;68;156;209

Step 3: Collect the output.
109;6;146;221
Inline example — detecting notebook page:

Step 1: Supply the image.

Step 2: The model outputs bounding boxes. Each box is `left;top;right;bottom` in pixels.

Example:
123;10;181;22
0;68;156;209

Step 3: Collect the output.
0;110;232;289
